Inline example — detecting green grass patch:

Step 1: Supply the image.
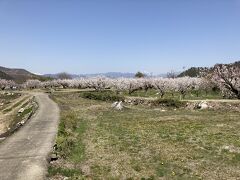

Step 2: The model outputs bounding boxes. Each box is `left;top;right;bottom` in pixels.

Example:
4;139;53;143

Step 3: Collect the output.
21;107;33;116
56;112;87;162
151;98;186;108
9;107;33;128
80;91;124;102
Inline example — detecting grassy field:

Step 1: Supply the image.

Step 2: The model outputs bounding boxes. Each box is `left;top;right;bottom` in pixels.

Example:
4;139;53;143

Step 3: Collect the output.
49;91;240;179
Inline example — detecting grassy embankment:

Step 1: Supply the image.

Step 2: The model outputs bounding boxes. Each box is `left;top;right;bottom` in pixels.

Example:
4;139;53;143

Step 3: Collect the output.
0;92;38;137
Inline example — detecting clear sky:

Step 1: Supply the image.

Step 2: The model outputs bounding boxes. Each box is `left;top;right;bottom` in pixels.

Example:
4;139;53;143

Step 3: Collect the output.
0;0;240;74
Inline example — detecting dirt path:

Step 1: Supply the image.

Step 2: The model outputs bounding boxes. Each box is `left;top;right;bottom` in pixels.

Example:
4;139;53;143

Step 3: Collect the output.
0;92;60;180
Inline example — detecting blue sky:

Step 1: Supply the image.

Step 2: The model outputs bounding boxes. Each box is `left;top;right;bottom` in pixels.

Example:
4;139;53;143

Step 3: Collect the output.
0;0;240;74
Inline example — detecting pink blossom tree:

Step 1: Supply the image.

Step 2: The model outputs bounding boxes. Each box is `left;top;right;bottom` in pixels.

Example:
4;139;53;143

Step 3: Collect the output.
212;62;240;99
152;78;169;98
24;79;42;89
86;76;110;91
175;77;193;99
0;79;16;90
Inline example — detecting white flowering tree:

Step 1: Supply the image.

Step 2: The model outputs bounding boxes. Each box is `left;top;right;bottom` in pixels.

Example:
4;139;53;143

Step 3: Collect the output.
152;78;169;98
41;81;51;89
0;79;16;90
111;78;127;94
73;78;89;89
212;62;240;99
200;77;215;96
139;78;153;93
190;78;204;97
6;73;236;100
0;79;7;90
24;79;42;89
86;76;110;91
175;77;193;99
49;80;62;88
57;79;72;89
122;78;142;95
166;78;178;97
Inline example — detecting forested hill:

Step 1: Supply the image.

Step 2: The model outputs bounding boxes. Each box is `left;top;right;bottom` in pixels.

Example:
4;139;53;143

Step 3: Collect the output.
178;61;240;77
0;66;50;83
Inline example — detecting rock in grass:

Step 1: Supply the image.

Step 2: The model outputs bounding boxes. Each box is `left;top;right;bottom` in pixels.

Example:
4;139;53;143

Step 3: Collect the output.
18;108;24;113
198;101;208;109
116;101;124;110
50;153;58;161
17;122;23;126
112;101;124;110
194;101;208;110
111;101;118;108
0;137;6;141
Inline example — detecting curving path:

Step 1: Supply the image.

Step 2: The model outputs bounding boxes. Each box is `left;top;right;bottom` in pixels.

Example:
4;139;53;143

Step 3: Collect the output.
0;92;59;180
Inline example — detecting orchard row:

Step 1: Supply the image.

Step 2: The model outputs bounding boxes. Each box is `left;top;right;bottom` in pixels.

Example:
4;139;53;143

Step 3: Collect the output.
0;64;239;99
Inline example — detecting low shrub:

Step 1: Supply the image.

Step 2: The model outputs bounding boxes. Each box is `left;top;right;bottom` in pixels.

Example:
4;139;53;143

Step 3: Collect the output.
151;98;186;108
80;91;124;102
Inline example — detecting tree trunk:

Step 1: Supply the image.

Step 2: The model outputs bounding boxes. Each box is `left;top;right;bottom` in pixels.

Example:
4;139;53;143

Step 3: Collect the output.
237;92;240;99
160;93;164;98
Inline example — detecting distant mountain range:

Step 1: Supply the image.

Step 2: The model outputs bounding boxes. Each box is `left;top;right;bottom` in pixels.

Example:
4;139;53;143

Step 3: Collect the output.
0;66;50;83
44;72;137;79
0;65;177;82
0;66;169;82
44;72;174;79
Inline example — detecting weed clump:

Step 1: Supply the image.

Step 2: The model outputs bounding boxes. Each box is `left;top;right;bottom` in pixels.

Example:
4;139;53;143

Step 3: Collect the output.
56;112;86;161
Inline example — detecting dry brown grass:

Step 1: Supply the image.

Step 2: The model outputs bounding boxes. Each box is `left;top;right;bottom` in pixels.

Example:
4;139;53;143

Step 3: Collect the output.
0;91;33;135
